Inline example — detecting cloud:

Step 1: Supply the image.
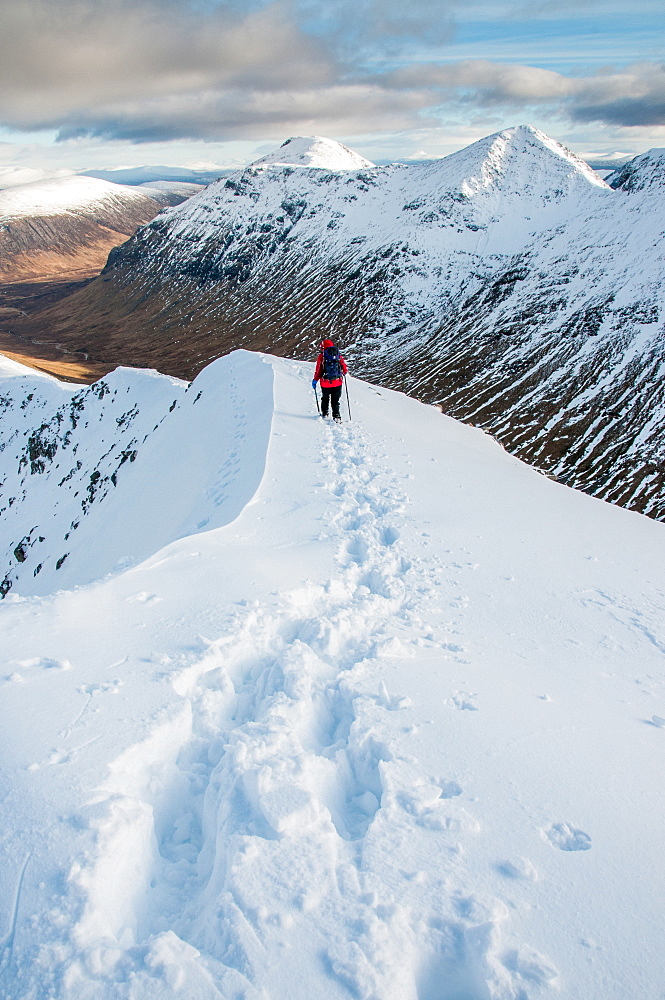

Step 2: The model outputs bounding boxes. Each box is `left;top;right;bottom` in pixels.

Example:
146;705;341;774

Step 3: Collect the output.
295;0;454;53
0;0;449;142
1;0;336;129
388;60;665;127
568;64;665;126
54;85;436;143
1;0;662;145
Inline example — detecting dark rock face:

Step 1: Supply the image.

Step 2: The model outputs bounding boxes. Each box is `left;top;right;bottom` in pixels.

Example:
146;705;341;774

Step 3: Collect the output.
11;128;665;518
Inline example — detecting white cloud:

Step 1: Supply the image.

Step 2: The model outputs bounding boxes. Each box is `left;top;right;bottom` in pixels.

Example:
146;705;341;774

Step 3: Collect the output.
0;0;662;153
388;60;665;127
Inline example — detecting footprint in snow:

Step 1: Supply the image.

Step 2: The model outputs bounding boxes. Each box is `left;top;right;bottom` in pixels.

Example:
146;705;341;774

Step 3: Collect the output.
127;591;160;605
503;945;559;986
18;656;73;671
380;525;400;546
544;822;592;852
446;692;478;711
437;779;464;799
497;857;539;880
376;680;411;711
396;779;468;831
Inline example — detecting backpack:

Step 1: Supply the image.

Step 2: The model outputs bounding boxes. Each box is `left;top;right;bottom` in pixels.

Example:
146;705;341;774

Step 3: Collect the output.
322;345;343;381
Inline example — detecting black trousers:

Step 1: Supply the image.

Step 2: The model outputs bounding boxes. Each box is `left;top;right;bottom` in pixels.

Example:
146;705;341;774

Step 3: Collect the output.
321;385;342;418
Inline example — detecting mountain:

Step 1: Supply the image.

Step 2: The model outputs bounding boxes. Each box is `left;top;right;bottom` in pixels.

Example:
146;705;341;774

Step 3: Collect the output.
0;175;200;282
607;148;665;191
1;350;665;1000
9;127;665;517
137;180;205;202
253;135;375;170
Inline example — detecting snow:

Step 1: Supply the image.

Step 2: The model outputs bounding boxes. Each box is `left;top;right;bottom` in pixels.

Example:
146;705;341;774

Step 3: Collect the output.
0;175;153;220
252;136;375;171
1;350;665;1000
609;148;665;191
420;125;608;197
169;125;614;270
0;167;75;191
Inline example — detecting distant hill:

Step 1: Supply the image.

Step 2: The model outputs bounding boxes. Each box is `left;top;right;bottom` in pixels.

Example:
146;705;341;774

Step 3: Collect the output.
80;165;229;186
0;175;200;282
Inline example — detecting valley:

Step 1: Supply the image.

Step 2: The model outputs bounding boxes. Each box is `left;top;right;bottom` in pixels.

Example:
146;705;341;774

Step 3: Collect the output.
0;278;111;382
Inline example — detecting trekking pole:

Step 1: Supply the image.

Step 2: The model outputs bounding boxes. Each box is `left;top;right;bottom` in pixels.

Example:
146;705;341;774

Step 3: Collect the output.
344;376;352;421
313;383;321;415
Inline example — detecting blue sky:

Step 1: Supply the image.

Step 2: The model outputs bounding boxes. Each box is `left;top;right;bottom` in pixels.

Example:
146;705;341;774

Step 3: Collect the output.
0;0;663;181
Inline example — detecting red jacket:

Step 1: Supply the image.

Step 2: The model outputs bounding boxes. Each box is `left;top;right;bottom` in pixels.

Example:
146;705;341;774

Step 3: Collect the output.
314;350;348;388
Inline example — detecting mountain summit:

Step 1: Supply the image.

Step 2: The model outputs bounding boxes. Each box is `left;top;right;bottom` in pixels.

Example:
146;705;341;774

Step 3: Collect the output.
251;135;375;171
424;124;607;200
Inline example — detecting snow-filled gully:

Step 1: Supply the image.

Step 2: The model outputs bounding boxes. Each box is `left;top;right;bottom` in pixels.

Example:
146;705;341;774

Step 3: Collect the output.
66;421;522;1000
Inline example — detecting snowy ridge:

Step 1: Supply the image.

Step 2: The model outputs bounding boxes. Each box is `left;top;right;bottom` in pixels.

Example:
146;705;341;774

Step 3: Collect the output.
0;353;273;597
1;351;665;999
164;125;608;258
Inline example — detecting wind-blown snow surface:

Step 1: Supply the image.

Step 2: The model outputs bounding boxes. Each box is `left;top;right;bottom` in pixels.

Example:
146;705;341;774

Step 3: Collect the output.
1;351;665;1000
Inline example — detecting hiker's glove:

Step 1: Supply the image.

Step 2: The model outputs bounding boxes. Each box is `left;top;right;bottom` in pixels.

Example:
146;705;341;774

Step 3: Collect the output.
311;379;317;388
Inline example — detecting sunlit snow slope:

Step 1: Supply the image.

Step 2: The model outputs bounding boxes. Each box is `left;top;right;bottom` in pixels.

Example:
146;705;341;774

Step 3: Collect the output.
1;351;664;1000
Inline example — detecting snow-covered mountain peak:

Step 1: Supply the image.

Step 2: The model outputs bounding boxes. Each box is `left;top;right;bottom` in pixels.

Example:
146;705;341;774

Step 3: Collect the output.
505;124;607;181
426;124;608;204
609;148;665;191
251;135;375;171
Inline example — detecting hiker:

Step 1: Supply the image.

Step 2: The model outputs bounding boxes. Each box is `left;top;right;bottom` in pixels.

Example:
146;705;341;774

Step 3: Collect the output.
312;339;348;421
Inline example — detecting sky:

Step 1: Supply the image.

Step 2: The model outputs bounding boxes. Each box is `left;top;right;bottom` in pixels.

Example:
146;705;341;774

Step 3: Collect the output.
0;0;663;182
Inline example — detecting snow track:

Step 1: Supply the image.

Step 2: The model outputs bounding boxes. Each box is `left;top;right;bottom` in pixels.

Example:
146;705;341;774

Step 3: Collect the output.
63;420;533;999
